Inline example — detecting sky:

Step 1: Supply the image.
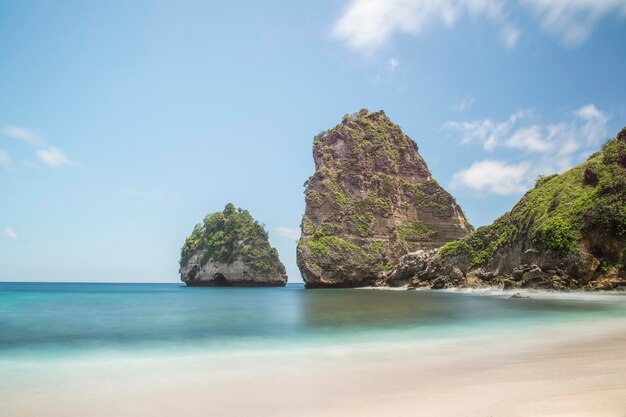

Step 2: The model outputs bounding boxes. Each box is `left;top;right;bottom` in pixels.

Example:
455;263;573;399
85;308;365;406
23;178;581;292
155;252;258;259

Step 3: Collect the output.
1;0;625;283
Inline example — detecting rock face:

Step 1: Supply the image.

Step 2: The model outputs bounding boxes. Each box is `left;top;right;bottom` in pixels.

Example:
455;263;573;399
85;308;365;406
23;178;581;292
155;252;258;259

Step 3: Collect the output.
180;204;287;287
387;127;626;291
297;109;471;288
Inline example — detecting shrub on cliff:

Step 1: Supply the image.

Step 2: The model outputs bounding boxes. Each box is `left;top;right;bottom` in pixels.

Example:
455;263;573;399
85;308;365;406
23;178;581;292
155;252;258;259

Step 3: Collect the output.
180;203;280;273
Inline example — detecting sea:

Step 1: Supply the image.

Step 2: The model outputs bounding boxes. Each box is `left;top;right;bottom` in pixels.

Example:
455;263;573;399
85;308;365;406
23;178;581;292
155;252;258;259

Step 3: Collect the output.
1;282;625;360
1;282;625;417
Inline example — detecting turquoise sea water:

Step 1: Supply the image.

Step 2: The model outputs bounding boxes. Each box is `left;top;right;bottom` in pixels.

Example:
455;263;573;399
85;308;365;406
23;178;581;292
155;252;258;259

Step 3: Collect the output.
1;282;625;359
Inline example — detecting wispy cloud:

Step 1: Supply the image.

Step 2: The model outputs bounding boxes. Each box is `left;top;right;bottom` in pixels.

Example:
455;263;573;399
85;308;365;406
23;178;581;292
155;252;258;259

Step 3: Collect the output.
448;104;609;196
332;0;517;52
1;125;74;168
22;160;39;169
387;57;399;70
501;24;521;49
4;227;18;240
521;0;626;46
2;126;44;147
0;150;11;169
444;110;530;151
451;160;529;196
454;95;475;111
505;126;553;152
332;0;624;52
36;147;72;167
275;227;300;240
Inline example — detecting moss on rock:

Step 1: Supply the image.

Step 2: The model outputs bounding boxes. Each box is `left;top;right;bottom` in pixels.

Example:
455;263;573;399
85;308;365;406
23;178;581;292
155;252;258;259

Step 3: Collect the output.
298;110;471;288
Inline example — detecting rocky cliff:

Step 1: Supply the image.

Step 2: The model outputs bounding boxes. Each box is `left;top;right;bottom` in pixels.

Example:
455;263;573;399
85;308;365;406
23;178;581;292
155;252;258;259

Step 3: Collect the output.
180;204;287;287
387;127;626;291
297;109;472;288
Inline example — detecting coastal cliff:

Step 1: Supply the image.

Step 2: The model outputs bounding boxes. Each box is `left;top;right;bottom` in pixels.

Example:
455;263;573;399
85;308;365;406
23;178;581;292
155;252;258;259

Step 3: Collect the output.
180;204;287;287
297;109;471;288
387;127;626;291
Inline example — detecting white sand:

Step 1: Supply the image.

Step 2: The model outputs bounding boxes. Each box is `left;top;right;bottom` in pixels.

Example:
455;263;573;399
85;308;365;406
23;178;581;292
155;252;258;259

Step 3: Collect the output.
1;319;625;417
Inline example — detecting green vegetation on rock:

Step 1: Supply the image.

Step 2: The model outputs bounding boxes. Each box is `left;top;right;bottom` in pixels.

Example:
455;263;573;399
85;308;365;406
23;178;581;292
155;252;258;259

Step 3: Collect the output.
399;220;438;240
313;109;416;176
534;174;558;188
441;127;626;268
350;212;374;236
304;110;466;228
368;241;386;252
379;262;394;272
298;109;471;287
180;203;282;273
305;230;363;256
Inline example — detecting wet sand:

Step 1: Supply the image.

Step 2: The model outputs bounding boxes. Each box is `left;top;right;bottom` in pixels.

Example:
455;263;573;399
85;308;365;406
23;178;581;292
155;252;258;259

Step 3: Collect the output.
1;319;625;417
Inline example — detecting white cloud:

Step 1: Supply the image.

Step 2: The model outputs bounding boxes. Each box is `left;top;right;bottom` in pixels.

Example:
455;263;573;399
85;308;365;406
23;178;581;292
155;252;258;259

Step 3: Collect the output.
505;125;553;152
454;95;475;111
574;103;609;146
446;104;607;155
332;0;510;52
332;0;624;53
2;125;44;147
575;103;604;120
451;160;530;196
0;150;11;169
22;160;39;169
4;227;18;240
275;227;300;239
387;57;399;70
444;110;529;151
521;0;626;46
2;125;74;169
36;147;71;167
448;103;610;196
502;24;521;49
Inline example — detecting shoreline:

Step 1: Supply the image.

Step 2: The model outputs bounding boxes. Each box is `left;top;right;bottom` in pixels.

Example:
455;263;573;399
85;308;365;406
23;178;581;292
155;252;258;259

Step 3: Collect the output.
1;317;625;417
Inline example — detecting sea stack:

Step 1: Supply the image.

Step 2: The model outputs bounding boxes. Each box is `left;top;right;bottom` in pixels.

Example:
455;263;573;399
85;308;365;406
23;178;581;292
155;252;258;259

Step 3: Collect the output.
180;204;288;287
297;109;471;288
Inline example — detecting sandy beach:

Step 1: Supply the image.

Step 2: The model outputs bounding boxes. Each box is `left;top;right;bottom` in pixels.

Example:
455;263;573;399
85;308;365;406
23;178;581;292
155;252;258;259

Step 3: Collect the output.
1;317;625;417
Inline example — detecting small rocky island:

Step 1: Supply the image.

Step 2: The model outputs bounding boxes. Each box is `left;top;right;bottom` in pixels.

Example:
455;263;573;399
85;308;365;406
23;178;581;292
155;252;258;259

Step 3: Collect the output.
180;204;287;287
297;109;472;288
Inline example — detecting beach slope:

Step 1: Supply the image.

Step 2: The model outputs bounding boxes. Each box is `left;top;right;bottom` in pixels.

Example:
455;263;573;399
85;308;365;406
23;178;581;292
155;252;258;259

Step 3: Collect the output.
1;319;625;417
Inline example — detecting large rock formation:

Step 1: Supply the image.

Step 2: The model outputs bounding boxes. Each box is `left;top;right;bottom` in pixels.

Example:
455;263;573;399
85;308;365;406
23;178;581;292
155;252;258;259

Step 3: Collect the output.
297;109;472;288
180;204;287;287
387;127;626;291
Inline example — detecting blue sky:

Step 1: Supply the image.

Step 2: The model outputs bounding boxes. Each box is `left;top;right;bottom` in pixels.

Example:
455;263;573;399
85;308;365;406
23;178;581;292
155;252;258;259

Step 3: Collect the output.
1;0;625;283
